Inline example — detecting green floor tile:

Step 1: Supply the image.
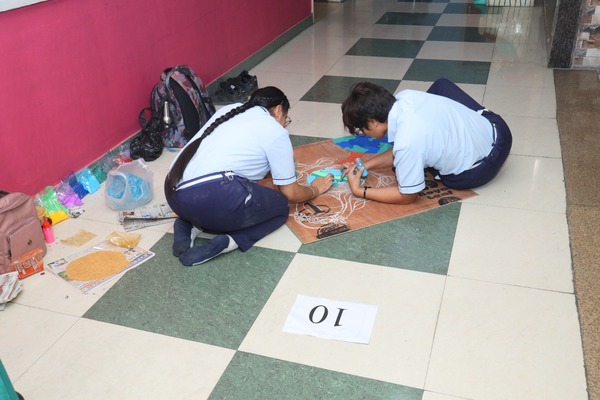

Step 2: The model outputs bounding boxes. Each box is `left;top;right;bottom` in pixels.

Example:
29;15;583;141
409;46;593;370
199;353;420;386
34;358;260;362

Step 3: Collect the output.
298;202;462;275
403;59;490;84
83;234;295;349
301;75;401;104
209;352;423;400
376;12;441;26
427;26;498;42
346;38;424;59
290;134;328;147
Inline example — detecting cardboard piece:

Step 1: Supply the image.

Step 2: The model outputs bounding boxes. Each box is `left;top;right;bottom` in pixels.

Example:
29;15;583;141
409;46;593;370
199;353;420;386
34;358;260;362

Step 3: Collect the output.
272;140;478;244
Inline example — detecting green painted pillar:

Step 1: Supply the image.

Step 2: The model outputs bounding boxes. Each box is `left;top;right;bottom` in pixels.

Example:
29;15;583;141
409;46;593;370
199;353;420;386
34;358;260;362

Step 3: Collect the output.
0;360;19;400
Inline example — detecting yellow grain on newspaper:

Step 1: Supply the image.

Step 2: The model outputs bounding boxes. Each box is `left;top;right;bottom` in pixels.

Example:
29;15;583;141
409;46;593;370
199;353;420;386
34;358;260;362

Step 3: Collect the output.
66;250;129;281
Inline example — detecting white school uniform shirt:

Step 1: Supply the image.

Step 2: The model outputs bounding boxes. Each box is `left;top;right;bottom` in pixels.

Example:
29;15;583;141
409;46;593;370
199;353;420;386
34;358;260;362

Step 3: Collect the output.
171;103;297;186
386;90;494;194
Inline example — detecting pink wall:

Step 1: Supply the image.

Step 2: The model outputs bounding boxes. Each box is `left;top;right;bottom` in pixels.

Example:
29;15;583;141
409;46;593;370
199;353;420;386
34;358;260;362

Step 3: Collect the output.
0;0;312;195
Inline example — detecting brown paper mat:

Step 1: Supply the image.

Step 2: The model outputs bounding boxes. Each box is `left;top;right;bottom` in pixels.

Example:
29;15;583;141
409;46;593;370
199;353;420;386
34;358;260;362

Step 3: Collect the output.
269;140;478;244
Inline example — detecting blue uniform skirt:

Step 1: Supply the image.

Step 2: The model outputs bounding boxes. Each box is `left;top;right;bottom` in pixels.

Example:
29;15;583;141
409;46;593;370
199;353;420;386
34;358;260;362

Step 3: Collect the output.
165;172;290;251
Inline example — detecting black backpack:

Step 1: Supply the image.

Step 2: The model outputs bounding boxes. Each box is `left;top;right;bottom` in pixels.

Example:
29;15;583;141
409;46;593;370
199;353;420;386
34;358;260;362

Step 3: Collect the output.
141;65;216;148
131;109;164;162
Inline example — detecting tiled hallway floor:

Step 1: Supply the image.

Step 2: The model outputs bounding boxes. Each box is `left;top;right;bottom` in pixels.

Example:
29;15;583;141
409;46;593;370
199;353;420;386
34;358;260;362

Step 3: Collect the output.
0;1;588;399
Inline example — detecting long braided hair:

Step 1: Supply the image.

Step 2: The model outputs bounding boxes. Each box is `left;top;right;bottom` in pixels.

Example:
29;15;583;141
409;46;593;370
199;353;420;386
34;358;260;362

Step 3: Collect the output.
165;86;290;193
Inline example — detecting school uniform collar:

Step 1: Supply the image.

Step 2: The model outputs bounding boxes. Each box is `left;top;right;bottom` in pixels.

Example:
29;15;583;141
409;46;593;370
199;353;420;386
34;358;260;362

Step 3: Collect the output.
386;99;400;143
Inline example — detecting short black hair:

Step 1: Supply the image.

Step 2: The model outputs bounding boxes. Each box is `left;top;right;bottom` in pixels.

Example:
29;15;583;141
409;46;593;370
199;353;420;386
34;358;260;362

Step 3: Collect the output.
341;82;396;134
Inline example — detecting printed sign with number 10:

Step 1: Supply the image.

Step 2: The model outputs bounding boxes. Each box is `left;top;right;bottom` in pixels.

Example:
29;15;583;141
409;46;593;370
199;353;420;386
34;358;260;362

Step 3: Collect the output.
282;294;378;344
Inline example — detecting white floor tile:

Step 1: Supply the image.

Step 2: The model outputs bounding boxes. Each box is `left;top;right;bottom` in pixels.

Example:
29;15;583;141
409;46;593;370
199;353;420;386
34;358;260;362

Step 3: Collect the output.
436;13;496;28
422;391;468;400
417;41;495;62
391;3;448;14
278;31;358;56
0;305;78;380
504;115;561;158
298;20;368;43
363;24;433;41
483;84;556;118
458;83;487;105
467;154;566;213
449;203;573;292
319;5;386;27
287;101;347;139
253;224;302;253
487;61;555;88
494;10;546;45
492;41;548;64
426;277;587;400
240;254;446;389
313;2;343;24
395;80;435;93
328;55;413;80
249;69;322;103
253;49;342;77
13;319;235;400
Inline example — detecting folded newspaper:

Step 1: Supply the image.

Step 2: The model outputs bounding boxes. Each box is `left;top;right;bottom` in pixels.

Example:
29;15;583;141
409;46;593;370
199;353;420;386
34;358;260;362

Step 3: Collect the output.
0;272;22;311
118;203;177;231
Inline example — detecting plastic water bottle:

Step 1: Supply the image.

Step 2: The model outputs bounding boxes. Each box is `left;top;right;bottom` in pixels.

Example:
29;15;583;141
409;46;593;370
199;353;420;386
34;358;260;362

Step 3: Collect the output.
353;158;368;177
42;217;55;244
162;101;172;130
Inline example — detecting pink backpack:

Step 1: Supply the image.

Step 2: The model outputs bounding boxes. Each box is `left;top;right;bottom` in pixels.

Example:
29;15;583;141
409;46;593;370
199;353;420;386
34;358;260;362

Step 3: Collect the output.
0;192;47;274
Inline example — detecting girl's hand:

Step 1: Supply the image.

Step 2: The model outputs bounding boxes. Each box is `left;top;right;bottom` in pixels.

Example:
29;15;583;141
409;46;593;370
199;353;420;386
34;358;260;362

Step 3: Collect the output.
340;161;357;179
346;164;364;192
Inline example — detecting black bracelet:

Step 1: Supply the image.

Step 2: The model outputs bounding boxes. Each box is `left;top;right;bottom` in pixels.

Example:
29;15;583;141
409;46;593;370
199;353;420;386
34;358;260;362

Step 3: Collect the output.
363;186;371;199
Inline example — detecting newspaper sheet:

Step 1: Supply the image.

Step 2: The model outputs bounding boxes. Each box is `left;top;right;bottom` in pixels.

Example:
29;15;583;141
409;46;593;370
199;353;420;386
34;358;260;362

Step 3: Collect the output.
118;203;177;231
0;271;22;310
45;240;155;294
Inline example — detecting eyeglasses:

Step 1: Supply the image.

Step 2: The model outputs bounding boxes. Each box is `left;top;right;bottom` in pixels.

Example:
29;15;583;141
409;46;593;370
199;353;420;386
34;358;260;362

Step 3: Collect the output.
284;115;292;128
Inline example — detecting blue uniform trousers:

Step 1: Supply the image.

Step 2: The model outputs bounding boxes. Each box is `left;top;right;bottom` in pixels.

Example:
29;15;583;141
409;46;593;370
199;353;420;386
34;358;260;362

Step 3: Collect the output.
166;172;290;251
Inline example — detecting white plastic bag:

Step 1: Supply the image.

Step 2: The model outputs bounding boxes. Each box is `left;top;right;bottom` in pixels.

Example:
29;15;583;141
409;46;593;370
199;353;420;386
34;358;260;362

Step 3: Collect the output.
105;159;153;210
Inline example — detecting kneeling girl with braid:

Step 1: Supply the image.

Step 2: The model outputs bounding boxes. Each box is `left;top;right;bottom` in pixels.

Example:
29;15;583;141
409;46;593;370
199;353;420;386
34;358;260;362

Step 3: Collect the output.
164;86;334;266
